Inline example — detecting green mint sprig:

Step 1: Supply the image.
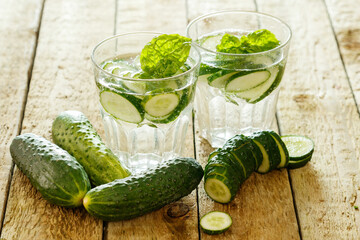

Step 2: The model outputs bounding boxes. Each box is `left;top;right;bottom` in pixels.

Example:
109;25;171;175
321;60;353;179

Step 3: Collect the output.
216;29;280;54
140;34;191;78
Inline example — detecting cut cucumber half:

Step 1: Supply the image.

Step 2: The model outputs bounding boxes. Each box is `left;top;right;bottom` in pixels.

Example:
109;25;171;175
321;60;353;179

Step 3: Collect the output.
267;131;290;168
100;90;144;124
207;70;237;88
281;135;314;169
142;89;180;118
225;70;270;92
200;211;232;235
235;65;282;103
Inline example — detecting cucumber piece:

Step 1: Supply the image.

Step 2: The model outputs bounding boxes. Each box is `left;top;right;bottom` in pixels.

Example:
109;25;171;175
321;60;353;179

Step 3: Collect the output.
198;33;222;51
267;130;290;168
222;135;256;179
83;157;203;221
199;63;221;76
100;90;144;124
10;133;91;207
250;131;281;173
204;174;237;203
142;88;180;118
208;149;220;161
209;151;246;182
200;211;232;235
235;65;283;103
281;135;315;169
207;70;237;88
52;111;131;186
225;70;270;92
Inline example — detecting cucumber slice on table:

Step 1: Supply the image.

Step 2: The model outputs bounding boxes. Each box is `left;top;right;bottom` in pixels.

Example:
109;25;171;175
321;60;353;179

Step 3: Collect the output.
225;70;270;92
200;211;232;235
267;131;290;168
100;90;144;124
142;89;180;118
235;65;283;103
281;135;315;169
250;131;281;174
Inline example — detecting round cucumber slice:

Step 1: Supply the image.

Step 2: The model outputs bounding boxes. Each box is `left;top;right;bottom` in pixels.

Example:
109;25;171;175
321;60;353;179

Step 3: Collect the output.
281;135;315;169
204;175;234;204
142;89;180;118
200;211;232;235
225;70;270;92
100;90;144;124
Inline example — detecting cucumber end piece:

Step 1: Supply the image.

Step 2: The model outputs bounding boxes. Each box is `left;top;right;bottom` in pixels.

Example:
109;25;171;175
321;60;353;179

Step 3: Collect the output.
83;195;90;209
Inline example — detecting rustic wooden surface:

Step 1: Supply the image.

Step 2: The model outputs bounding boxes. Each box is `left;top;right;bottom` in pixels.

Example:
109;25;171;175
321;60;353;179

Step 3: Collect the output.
1;0;360;239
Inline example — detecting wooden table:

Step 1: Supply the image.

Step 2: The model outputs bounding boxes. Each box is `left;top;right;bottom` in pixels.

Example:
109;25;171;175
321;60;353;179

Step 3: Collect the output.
1;0;360;239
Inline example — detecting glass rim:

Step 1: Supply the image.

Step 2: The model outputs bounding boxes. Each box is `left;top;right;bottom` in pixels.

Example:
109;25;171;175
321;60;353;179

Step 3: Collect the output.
186;10;292;57
91;31;201;82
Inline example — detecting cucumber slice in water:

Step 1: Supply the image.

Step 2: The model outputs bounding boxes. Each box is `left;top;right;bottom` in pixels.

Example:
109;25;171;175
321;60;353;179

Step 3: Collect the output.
207;70;237;88
281;135;315;169
235;65;282;103
142;89;180;118
225;70;270;92
200;211;232;235
100;90;144;124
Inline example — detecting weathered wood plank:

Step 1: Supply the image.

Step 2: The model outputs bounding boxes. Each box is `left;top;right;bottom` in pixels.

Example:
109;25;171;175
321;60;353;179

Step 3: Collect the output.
1;0;115;239
0;0;44;232
105;1;200;239
187;1;299;239
257;0;360;238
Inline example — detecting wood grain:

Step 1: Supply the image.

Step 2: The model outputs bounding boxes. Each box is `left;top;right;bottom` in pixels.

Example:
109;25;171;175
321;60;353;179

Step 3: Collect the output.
1;0;115;239
0;0;44;231
257;0;360;238
187;0;299;239
105;1;200;239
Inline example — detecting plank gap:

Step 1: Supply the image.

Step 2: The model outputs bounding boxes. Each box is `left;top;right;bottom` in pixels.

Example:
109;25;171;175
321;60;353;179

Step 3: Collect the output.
276;113;303;239
192;111;201;240
321;0;360;118
0;0;46;235
113;0;118;35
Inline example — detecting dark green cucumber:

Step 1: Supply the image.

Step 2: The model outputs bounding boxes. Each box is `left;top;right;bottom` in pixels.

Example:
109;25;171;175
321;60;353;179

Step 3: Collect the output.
10;133;90;207
250;131;281;173
52;110;130;186
83;157;203;221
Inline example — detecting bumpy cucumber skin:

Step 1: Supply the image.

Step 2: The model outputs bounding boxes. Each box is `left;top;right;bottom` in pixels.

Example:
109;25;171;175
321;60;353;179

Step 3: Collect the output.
10;133;91;207
52;110;130;186
83;157;203;221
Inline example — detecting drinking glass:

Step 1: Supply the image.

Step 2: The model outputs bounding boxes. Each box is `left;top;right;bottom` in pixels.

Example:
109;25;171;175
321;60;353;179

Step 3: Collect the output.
92;32;200;173
186;11;292;148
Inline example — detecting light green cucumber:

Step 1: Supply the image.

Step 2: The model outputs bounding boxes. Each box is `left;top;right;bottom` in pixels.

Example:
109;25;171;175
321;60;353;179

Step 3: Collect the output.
10;133;91;207
52;110;130;186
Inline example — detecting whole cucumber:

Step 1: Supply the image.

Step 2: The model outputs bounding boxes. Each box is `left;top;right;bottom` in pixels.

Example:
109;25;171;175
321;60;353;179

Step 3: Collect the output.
83;157;204;221
10;133;91;207
52;110;130;186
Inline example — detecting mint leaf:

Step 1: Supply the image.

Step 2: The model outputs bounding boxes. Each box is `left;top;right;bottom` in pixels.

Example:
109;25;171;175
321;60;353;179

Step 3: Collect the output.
140;34;191;78
240;29;280;53
216;33;246;54
216;29;280;54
